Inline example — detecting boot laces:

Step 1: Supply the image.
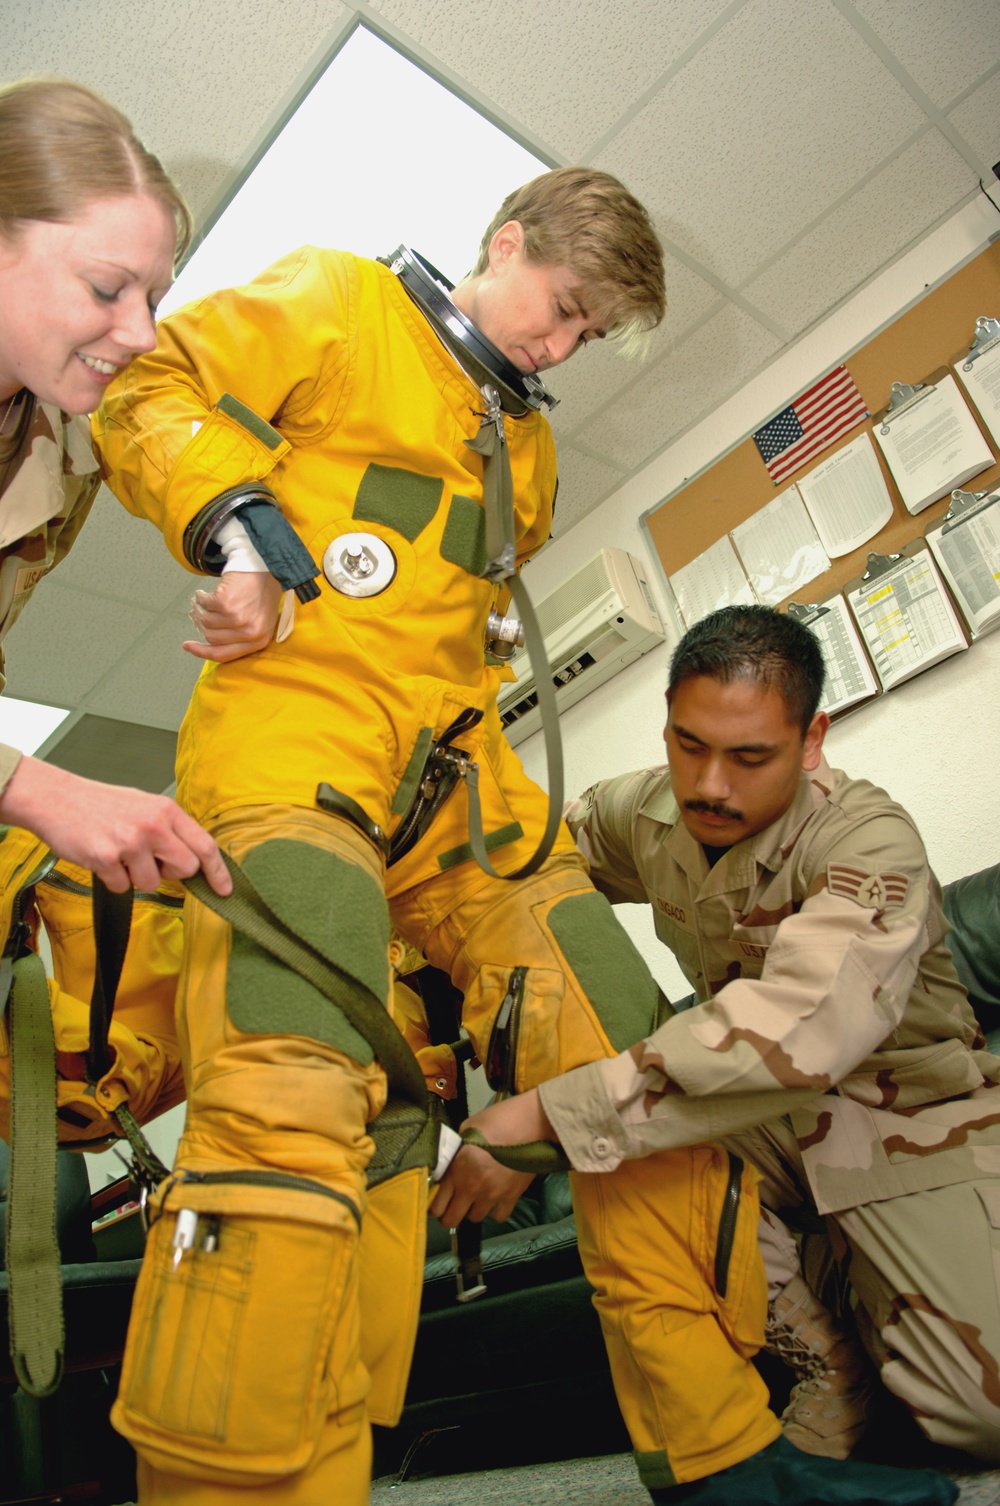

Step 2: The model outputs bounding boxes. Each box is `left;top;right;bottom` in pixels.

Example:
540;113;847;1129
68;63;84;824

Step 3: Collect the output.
766;1317;831;1383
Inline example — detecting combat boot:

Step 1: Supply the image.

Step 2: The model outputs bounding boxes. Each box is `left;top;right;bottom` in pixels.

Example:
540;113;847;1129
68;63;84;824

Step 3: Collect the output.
647;1435;958;1505
766;1272;873;1458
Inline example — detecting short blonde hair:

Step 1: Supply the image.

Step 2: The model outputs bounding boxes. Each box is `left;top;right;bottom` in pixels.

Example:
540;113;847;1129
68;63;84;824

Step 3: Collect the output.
0;78;191;261
473;166;666;351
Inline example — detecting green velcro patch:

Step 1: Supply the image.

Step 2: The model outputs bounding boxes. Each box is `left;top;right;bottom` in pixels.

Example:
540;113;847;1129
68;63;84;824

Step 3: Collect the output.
216;392;284;451
633;1449;677;1490
440;494;487;576
437;822;523;872
547;891;660;1051
391;727;434;816
353;463;442;541
226;839;390;1064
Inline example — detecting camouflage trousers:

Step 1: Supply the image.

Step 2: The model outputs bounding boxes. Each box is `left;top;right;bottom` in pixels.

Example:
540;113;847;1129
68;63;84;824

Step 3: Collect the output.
730;1116;1000;1463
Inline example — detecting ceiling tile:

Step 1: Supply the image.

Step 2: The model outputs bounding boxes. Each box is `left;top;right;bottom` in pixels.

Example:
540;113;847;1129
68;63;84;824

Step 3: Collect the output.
365;0;738;160
549;446;628;538
3;582;157;708
45;714;178;793
742;131;978;334
547;247;724;435
595;0;927;286
49;485;191;610
2;0;352;219
582;305;782;472
85;615;204;732
948;71;1000;172
850;0;1000;109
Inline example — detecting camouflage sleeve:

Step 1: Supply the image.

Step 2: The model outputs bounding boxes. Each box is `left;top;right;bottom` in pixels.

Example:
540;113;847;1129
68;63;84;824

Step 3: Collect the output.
48;471;100;574
92;248;352;569
540;810;931;1170
562;769;654;904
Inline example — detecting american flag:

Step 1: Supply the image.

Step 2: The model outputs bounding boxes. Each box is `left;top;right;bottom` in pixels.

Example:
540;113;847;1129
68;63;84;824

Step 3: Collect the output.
753;366;868;485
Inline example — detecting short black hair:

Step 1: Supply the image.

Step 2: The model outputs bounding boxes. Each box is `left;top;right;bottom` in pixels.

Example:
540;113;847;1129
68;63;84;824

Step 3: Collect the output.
668;606;825;735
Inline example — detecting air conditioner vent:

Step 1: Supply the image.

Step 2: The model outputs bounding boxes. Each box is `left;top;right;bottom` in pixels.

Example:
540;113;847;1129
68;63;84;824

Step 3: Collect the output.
499;548;664;746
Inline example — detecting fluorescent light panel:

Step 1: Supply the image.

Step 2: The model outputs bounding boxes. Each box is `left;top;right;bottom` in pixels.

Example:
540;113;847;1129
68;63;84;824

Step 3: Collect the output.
1;698;70;756
162;26;548;316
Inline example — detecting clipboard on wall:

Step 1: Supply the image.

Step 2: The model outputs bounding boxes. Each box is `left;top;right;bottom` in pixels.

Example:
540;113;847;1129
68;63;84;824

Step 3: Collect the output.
953;316;1000;448
871;368;994;515
843;540;968;692
924;486;1000;640
787;595;880;720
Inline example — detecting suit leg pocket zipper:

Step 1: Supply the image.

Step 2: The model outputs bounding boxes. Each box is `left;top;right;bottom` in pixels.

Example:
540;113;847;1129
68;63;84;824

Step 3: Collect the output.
714;1152;743;1300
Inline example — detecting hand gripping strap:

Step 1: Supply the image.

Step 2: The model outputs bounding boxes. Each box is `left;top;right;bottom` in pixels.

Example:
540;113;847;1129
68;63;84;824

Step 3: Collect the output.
460;1125;570;1176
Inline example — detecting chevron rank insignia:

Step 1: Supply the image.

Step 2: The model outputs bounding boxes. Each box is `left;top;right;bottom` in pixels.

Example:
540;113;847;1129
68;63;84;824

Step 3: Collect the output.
827;864;909;910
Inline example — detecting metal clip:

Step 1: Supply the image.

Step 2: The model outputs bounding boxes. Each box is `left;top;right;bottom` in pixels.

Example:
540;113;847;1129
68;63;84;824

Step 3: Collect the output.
171;1208;199;1271
450;1226;487;1303
480;383;506;446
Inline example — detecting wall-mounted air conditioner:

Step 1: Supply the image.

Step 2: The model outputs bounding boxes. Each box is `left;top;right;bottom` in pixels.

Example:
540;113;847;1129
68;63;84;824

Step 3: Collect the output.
499;547;664;747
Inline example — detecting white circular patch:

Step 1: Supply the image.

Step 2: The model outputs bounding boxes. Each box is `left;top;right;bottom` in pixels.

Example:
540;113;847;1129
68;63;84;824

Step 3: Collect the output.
323;532;397;598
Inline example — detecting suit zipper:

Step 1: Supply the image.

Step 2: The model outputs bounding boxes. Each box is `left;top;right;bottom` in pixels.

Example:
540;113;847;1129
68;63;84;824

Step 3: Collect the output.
172;1168;361;1229
39;868;184;908
485;966;526;1096
714;1152;743;1300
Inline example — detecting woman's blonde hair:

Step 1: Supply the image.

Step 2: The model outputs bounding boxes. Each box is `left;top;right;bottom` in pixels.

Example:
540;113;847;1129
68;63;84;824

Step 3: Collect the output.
473;166;666;353
0;78;192;261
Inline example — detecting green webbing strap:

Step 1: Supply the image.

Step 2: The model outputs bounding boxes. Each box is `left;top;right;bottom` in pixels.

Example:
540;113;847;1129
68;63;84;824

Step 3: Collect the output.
113;1103;171;1187
86;876;133;1084
463;389;564;883
464;385;516;585
183;856;427;1111
460;1125;570;1176
6;950;64;1397
466;568;563;882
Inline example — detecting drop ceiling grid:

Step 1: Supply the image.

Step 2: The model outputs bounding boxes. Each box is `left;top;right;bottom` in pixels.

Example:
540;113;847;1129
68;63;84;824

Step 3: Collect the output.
2;0;354;220
582;305;784;474
846;0;1000;111
741;130;980;334
948;69;1000;169
362;0;744;162
591;0;930;288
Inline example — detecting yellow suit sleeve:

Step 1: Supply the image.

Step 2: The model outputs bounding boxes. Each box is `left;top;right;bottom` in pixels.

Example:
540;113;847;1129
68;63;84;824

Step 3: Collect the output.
92;246;353;569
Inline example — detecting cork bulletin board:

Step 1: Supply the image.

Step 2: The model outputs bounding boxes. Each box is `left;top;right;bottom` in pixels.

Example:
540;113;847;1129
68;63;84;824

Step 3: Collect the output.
641;239;1000;610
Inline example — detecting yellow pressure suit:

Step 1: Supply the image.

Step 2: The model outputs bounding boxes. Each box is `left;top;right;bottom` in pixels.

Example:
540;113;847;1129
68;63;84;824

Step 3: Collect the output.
0;826;185;1142
94;247;779;1502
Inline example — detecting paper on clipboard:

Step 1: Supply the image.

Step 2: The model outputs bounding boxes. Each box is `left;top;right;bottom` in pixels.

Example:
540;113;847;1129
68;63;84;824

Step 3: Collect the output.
845;545;967;690
669;535;757;627
925;488;1000;639
794;433;893;557
730;490;829;606
872;373;994;515
788;596;879;718
954;319;1000;448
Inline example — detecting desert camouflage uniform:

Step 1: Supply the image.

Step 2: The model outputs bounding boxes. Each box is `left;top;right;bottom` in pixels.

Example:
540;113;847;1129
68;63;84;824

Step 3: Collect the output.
0;396;100;789
540;755;1000;1459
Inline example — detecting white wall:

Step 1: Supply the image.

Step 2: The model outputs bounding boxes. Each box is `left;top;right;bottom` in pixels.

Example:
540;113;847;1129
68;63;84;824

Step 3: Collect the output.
516;196;1000;1001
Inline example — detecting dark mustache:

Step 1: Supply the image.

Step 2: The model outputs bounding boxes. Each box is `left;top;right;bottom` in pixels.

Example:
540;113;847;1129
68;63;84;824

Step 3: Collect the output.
684;800;744;822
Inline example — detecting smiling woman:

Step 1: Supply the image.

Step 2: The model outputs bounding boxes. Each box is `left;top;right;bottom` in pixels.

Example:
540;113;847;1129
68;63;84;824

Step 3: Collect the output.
0;79;231;894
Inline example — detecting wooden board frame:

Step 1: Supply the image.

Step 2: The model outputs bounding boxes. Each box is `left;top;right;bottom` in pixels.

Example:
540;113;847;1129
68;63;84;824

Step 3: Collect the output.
641;239;1000;615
